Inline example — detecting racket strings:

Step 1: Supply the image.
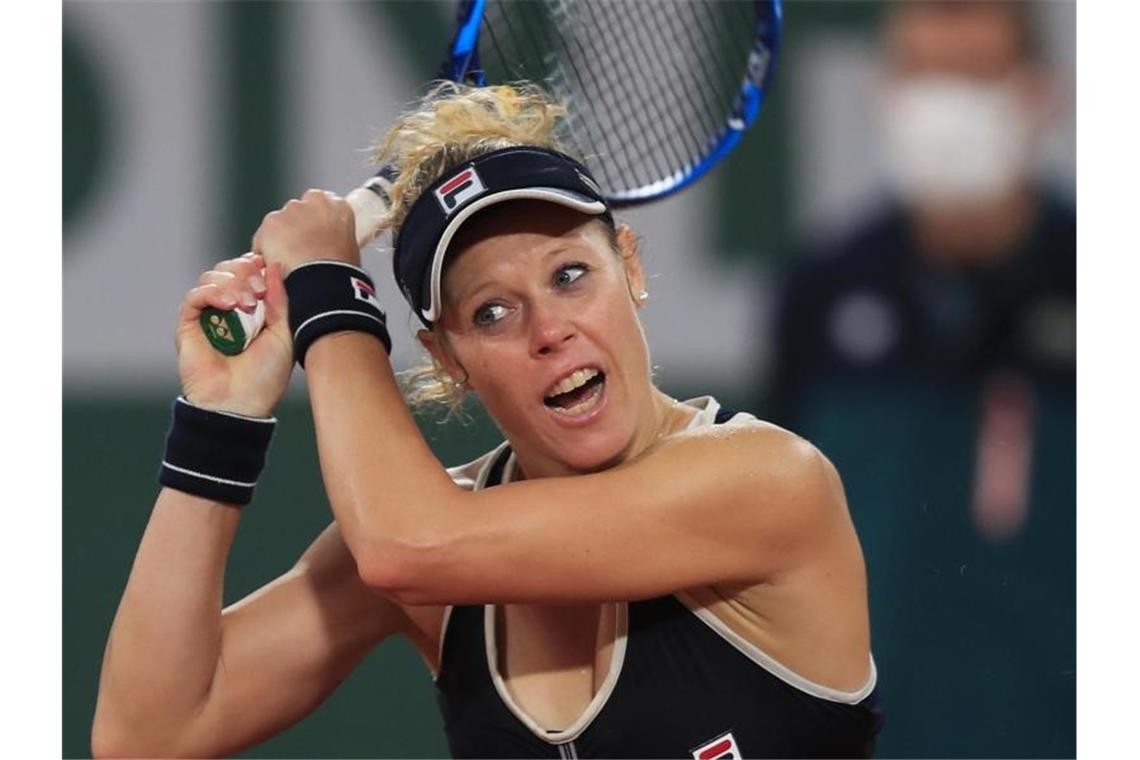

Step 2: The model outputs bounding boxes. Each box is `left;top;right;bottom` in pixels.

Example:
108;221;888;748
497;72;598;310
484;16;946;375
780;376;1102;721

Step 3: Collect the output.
620;2;709;176
667;6;733;142
638;2;726;155
479;0;760;200
528;1;644;183
578;0;689;188
704;0;759;117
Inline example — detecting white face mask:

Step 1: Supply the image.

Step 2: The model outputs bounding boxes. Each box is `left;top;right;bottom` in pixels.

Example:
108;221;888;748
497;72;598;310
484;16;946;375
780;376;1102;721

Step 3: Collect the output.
880;75;1032;207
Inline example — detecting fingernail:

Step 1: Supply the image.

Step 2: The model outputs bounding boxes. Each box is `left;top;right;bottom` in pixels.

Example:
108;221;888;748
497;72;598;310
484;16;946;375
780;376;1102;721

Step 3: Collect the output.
219;293;237;308
240;291;257;308
250;274;267;293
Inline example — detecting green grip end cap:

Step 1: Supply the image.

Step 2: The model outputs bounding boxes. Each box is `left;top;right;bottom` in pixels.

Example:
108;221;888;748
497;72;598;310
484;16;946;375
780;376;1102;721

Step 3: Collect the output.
200;308;247;356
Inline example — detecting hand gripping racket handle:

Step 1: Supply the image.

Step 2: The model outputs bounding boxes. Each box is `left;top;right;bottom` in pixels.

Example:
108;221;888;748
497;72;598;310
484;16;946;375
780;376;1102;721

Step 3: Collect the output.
199;173;394;355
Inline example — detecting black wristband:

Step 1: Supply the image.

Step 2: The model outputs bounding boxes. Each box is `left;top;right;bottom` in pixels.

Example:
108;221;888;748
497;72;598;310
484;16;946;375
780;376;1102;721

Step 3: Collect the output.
284;261;392;367
157;397;276;506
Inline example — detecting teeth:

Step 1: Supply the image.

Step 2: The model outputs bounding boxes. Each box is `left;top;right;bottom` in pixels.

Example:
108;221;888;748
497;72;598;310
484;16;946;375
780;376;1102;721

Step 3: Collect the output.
552;383;603;415
547;367;598;398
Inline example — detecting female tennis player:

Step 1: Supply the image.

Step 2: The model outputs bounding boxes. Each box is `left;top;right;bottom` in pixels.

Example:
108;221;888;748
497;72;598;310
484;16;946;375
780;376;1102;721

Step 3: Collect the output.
93;85;881;758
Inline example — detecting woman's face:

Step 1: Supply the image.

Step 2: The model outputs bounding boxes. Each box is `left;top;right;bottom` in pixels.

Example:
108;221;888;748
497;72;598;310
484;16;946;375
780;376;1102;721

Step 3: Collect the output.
422;201;654;477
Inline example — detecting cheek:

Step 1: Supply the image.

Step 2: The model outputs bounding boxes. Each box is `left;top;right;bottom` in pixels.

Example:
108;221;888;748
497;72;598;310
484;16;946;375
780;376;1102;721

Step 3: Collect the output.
458;342;531;407
601;294;647;358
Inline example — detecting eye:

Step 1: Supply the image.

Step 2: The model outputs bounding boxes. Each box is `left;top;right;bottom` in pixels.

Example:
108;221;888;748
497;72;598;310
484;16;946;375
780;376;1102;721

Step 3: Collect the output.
473;302;509;327
554;263;588;289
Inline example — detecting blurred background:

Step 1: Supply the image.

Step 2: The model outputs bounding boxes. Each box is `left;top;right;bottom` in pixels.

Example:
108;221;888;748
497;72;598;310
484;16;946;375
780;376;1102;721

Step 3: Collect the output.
63;1;1075;757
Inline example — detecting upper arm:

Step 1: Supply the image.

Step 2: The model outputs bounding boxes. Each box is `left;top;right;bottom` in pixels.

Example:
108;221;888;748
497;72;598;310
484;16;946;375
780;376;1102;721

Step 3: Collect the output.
183;523;410;756
379;423;845;605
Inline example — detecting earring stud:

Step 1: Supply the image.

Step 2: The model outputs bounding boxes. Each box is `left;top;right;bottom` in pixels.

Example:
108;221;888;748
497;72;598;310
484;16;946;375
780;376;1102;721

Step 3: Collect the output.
637;289;649;302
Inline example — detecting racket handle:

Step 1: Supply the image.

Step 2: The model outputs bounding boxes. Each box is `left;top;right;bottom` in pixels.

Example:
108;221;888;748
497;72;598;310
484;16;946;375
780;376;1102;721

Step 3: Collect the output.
347;173;394;249
200;173;394;355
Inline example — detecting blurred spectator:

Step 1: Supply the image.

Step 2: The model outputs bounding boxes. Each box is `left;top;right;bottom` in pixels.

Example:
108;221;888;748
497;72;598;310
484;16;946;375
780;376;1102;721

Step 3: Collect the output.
766;2;1075;756
773;0;1073;406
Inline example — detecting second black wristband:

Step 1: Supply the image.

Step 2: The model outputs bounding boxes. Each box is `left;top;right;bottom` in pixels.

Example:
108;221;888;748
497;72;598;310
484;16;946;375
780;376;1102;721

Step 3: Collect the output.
158;396;276;506
284;261;392;367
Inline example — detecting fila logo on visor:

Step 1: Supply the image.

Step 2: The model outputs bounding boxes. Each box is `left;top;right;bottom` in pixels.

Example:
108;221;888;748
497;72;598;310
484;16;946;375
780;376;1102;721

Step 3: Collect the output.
434;166;487;214
351;277;382;310
576;170;601;196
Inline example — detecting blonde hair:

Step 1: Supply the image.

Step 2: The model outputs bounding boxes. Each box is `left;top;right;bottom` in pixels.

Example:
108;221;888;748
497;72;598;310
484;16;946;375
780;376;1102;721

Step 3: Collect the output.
375;81;570;233
373;82;571;412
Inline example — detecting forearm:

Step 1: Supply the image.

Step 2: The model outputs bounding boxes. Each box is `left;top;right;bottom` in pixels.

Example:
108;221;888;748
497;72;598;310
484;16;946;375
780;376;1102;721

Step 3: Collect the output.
304;333;459;578
93;488;240;755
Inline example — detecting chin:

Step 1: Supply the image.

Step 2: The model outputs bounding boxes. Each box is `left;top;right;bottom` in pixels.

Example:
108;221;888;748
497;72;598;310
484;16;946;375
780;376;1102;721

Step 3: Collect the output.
549;423;638;474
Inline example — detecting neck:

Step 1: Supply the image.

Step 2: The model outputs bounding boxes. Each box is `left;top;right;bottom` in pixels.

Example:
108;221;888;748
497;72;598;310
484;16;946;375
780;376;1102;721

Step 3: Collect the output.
908;183;1038;269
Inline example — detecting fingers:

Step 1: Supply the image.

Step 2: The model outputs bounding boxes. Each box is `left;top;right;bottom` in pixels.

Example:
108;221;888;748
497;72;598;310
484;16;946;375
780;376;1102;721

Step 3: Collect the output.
179;283;240;327
214;253;267;294
195;254;266;313
262;262;289;330
258;191;352;231
252;190;358;275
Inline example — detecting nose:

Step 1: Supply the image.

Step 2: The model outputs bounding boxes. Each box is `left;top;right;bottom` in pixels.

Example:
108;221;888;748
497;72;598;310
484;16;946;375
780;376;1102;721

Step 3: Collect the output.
528;299;576;358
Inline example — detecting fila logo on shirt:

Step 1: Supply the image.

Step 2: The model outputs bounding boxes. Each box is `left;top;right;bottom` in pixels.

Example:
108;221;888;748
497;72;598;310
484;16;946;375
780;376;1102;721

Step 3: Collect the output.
434;166;487;214
691;730;741;759
350;276;382;311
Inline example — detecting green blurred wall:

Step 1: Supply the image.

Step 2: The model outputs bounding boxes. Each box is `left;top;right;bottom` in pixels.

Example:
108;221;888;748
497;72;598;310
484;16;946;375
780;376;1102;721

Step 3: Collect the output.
789;379;1076;757
65;397;496;759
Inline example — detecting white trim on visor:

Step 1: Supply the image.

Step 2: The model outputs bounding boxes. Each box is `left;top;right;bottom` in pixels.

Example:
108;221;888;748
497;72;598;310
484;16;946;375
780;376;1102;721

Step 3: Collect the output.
421;187;607;323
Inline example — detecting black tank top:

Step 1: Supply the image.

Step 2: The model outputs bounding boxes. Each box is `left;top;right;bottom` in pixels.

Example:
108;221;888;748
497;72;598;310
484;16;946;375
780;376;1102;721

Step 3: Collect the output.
434;405;883;758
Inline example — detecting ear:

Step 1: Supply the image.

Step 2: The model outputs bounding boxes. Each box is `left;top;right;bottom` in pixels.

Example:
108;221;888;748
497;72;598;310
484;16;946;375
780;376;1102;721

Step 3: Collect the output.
417;328;467;384
615;224;647;307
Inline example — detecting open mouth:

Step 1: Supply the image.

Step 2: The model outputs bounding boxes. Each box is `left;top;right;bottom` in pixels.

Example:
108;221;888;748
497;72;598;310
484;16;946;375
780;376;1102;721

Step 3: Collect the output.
543;367;606;415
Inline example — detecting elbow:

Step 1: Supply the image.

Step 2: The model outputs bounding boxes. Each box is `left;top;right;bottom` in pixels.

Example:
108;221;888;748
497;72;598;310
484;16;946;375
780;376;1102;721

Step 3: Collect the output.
91;721;160;760
91;705;194;759
90;724;115;760
91;728;195;760
91;698;130;759
90;719;146;760
349;482;469;604
356;535;450;606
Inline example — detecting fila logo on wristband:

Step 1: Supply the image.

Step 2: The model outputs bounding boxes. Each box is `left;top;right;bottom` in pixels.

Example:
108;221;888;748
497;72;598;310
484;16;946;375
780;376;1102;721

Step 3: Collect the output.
434;166;486;214
351;276;382;310
285;261;392;366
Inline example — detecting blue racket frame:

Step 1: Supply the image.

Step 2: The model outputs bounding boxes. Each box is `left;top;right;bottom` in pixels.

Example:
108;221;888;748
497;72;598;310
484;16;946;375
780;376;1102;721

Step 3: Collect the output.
439;0;782;208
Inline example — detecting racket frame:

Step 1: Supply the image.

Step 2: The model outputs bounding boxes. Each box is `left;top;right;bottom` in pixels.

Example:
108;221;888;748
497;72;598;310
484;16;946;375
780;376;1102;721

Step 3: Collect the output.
444;0;783;208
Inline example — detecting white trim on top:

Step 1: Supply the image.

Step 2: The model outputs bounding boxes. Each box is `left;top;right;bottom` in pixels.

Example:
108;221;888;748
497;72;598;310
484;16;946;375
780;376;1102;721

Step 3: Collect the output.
474;440;512;491
683;395;720;428
288;259;370;277
673;400;876;704
430;605;454;683
501;450;518;485
433;440;513;683
175;396;276;423
479;451;630;744
483;602;629;746
673;590;878;705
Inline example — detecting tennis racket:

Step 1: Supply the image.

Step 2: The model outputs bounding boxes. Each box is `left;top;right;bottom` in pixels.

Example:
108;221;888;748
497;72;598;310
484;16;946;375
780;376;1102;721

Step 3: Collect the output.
202;0;783;354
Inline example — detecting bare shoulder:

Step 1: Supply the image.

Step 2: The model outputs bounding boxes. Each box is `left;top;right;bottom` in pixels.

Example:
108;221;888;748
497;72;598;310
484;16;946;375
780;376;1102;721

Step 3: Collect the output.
663;417;844;516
